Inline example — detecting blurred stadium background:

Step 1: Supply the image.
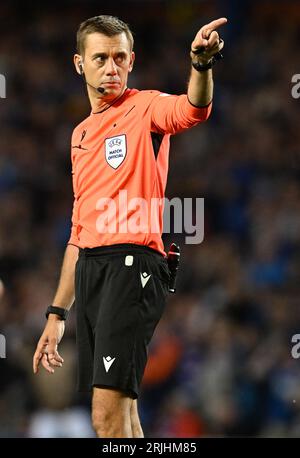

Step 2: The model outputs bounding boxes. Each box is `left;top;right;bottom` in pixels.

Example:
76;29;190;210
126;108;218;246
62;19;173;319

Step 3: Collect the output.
1;0;300;437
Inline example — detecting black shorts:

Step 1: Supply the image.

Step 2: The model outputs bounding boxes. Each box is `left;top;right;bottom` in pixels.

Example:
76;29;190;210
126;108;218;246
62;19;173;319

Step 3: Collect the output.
75;243;170;399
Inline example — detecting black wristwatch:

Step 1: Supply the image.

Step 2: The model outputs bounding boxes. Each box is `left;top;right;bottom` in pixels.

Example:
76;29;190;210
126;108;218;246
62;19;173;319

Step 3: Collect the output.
46;305;69;321
191;51;223;72
191;59;215;72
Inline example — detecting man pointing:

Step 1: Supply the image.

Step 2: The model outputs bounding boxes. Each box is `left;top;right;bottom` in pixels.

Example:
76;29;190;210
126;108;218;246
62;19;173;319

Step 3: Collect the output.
33;15;227;438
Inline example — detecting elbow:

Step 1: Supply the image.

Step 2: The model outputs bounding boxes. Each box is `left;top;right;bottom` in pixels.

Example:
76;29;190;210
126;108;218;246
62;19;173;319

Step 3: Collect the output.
195;101;213;124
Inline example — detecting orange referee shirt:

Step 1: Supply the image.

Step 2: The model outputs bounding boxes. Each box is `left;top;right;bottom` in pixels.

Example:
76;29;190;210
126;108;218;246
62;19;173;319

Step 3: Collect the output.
68;88;212;255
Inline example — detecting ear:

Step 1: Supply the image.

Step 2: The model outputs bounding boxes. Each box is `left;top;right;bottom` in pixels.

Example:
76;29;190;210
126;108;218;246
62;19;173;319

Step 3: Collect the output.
74;54;83;75
128;51;135;73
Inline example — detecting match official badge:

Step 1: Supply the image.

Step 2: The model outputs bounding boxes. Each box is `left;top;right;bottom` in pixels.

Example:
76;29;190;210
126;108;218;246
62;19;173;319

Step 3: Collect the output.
105;134;127;169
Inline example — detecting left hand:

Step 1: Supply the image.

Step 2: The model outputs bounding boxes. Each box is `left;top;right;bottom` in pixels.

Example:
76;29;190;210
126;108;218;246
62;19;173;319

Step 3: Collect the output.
190;17;228;65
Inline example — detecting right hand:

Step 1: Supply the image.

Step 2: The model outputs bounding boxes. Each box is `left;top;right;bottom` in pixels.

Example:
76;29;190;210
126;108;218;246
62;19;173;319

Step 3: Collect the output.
33;315;65;374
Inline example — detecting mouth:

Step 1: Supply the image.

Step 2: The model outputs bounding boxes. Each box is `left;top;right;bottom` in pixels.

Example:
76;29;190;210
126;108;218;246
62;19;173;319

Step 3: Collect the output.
102;81;121;87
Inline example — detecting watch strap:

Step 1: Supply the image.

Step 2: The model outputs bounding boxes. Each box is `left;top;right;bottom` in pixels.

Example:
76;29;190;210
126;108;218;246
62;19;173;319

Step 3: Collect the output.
46;305;69;320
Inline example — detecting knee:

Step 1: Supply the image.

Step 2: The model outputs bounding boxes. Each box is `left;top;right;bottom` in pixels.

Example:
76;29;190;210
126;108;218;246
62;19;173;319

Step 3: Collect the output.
92;406;116;437
92;388;133;438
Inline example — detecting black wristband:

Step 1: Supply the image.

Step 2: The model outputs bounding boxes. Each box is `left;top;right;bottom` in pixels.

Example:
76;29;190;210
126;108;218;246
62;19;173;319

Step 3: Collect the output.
191;51;224;72
46;305;69;321
191;59;214;72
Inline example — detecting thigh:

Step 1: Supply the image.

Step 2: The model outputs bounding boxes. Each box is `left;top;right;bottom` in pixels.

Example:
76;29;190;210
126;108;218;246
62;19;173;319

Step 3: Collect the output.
91;252;169;398
75;257;95;391
91;254;143;398
92;386;132;417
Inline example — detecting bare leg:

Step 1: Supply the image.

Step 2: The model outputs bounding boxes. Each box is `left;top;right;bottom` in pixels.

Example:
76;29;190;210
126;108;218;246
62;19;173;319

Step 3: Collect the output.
130;398;144;438
92;387;133;438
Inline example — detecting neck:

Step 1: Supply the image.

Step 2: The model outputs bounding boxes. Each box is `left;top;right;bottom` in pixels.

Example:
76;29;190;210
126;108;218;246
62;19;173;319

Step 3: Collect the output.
89;86;128;113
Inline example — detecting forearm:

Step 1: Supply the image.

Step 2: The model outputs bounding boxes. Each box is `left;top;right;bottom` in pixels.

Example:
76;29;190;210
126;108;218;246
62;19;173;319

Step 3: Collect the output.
188;17;226;107
52;244;79;310
187;67;213;107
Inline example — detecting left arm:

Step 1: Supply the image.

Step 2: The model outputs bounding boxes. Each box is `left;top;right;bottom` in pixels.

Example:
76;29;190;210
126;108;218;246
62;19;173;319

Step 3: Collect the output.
188;68;213;108
188;17;227;107
149;18;227;134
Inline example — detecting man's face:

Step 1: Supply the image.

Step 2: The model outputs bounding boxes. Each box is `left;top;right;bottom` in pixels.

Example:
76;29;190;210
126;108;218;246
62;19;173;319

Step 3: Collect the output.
75;32;134;100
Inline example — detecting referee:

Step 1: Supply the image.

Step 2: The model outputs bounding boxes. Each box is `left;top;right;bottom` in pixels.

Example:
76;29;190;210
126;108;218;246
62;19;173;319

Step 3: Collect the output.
33;15;227;438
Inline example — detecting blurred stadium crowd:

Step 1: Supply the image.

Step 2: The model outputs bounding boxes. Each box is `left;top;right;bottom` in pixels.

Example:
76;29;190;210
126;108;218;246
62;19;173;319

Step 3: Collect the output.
1;0;300;437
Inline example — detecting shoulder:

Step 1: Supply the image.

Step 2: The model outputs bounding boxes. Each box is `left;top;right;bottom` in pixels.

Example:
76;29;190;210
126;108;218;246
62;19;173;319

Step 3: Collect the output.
129;88;167;104
71;115;91;141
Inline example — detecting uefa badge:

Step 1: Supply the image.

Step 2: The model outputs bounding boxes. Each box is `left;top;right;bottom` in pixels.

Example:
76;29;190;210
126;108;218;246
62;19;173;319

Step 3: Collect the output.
105;134;127;169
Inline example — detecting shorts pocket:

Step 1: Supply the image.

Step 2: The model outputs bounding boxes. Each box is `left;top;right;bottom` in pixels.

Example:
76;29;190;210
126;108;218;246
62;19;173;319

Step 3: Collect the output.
152;258;170;287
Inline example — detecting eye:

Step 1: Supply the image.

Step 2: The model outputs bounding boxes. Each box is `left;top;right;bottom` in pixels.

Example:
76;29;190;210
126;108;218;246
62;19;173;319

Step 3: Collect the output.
115;54;126;64
95;56;106;64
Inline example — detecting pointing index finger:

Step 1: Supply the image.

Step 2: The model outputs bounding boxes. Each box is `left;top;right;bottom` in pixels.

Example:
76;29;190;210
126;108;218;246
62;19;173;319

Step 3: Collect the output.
205;17;228;31
202;17;228;37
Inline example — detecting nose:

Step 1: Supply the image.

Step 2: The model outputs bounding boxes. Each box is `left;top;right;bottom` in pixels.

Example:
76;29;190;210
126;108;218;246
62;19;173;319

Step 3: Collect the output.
105;57;117;76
